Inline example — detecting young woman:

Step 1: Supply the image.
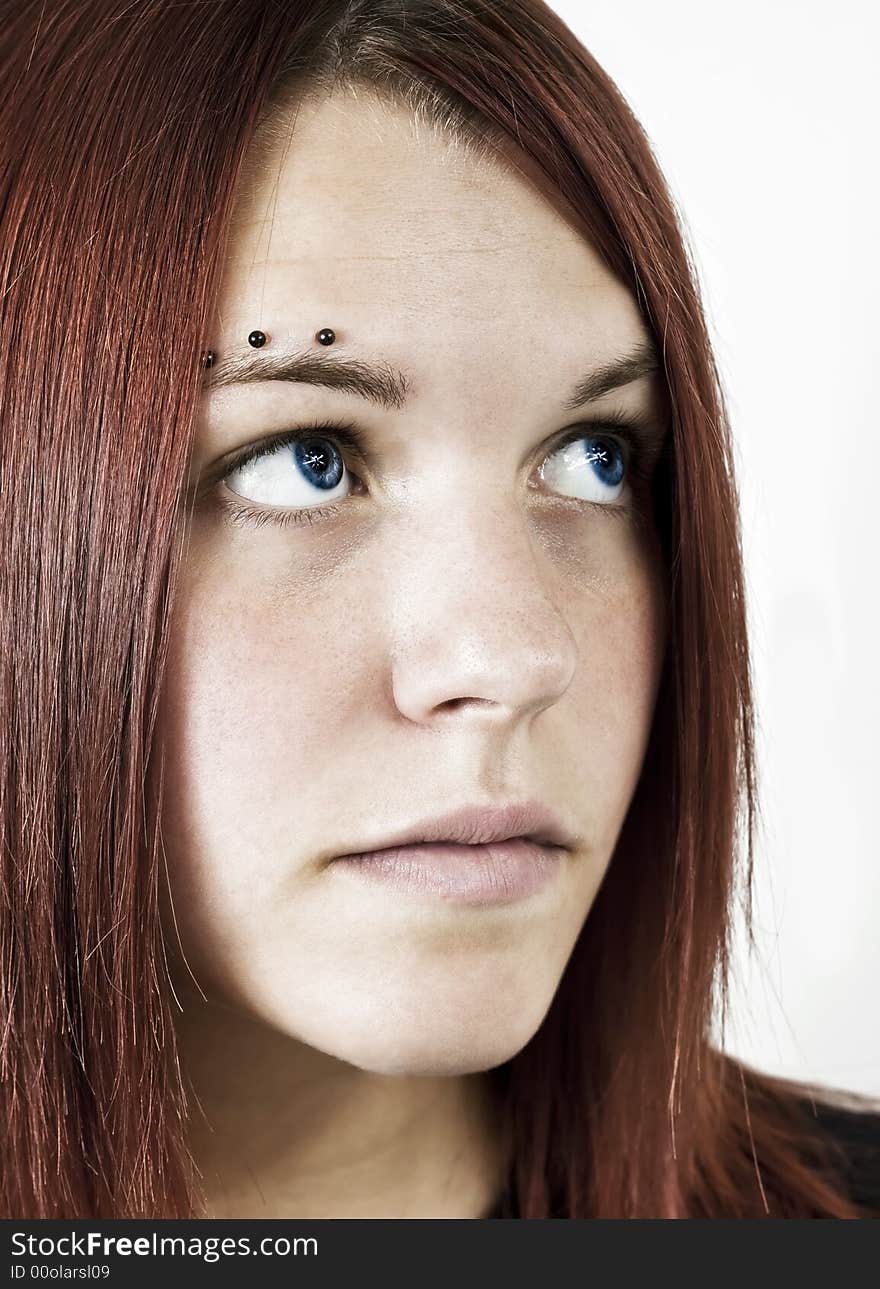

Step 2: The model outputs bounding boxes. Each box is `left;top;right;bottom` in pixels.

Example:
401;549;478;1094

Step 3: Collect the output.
1;0;877;1219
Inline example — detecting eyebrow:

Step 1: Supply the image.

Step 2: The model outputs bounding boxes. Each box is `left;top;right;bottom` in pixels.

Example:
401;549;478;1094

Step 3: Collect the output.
202;336;661;412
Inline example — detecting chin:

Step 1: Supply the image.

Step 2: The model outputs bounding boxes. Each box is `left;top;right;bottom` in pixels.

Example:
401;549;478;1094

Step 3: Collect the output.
319;1032;531;1078
273;990;553;1077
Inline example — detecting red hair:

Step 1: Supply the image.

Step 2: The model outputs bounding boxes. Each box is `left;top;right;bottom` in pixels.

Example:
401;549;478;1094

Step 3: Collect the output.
1;0;876;1217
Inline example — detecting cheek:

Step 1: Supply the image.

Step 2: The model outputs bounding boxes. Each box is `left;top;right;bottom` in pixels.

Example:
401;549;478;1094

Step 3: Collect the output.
163;504;375;770
153;549;366;985
156;560;356;853
541;515;667;842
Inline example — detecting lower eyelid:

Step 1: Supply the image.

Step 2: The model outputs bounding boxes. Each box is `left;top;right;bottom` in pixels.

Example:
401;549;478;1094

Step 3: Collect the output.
214;489;347;530
214;483;636;534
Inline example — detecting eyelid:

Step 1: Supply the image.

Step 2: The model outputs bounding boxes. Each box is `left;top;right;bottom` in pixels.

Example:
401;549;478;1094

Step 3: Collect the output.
548;406;661;465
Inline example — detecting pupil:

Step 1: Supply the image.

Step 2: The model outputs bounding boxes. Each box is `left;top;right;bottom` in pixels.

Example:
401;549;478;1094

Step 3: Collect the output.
589;437;624;487
295;437;344;490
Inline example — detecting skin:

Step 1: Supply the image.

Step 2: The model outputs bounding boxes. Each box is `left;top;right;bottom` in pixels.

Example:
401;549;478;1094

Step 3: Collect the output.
155;86;669;1218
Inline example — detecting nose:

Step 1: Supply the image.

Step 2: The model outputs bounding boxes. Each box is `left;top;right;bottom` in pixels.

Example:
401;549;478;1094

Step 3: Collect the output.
387;497;578;728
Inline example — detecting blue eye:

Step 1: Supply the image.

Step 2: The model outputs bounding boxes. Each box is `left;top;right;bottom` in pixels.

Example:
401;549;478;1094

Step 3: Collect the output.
223;431;354;510
537;433;628;504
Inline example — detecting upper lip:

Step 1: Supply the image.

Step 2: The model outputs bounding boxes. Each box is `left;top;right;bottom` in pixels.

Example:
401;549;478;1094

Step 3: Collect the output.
337;800;575;856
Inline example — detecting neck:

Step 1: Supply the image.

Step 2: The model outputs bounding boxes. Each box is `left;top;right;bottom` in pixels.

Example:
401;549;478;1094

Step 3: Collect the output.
171;982;508;1219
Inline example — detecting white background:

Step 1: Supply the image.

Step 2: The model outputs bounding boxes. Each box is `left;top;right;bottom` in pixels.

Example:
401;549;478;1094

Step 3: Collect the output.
548;1;879;1096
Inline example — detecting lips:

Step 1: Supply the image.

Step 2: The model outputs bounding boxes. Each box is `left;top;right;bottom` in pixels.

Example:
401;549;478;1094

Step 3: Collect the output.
334;799;575;860
334;837;563;904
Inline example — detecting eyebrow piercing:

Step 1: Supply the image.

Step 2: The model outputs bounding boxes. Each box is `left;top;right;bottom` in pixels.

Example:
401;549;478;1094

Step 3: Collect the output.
201;326;337;368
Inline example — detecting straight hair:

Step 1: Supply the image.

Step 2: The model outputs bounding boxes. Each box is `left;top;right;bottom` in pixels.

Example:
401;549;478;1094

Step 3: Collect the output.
1;0;876;1217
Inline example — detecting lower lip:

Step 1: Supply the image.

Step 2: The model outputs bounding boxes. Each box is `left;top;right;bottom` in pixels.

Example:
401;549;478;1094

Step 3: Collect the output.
332;838;563;905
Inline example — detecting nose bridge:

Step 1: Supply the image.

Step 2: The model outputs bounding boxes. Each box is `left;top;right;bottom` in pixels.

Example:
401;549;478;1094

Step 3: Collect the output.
386;484;578;721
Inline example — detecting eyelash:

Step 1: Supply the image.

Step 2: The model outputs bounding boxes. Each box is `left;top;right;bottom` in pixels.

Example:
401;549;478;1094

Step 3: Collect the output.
213;409;658;532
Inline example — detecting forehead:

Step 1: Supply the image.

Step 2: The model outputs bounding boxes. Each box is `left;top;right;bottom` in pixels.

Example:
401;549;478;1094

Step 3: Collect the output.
215;89;649;369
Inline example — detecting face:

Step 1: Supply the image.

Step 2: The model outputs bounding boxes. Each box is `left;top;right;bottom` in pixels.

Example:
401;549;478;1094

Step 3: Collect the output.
156;88;669;1076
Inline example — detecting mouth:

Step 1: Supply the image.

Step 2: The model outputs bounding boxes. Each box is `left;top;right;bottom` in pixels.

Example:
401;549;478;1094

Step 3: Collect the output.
331;835;566;906
333;799;576;858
